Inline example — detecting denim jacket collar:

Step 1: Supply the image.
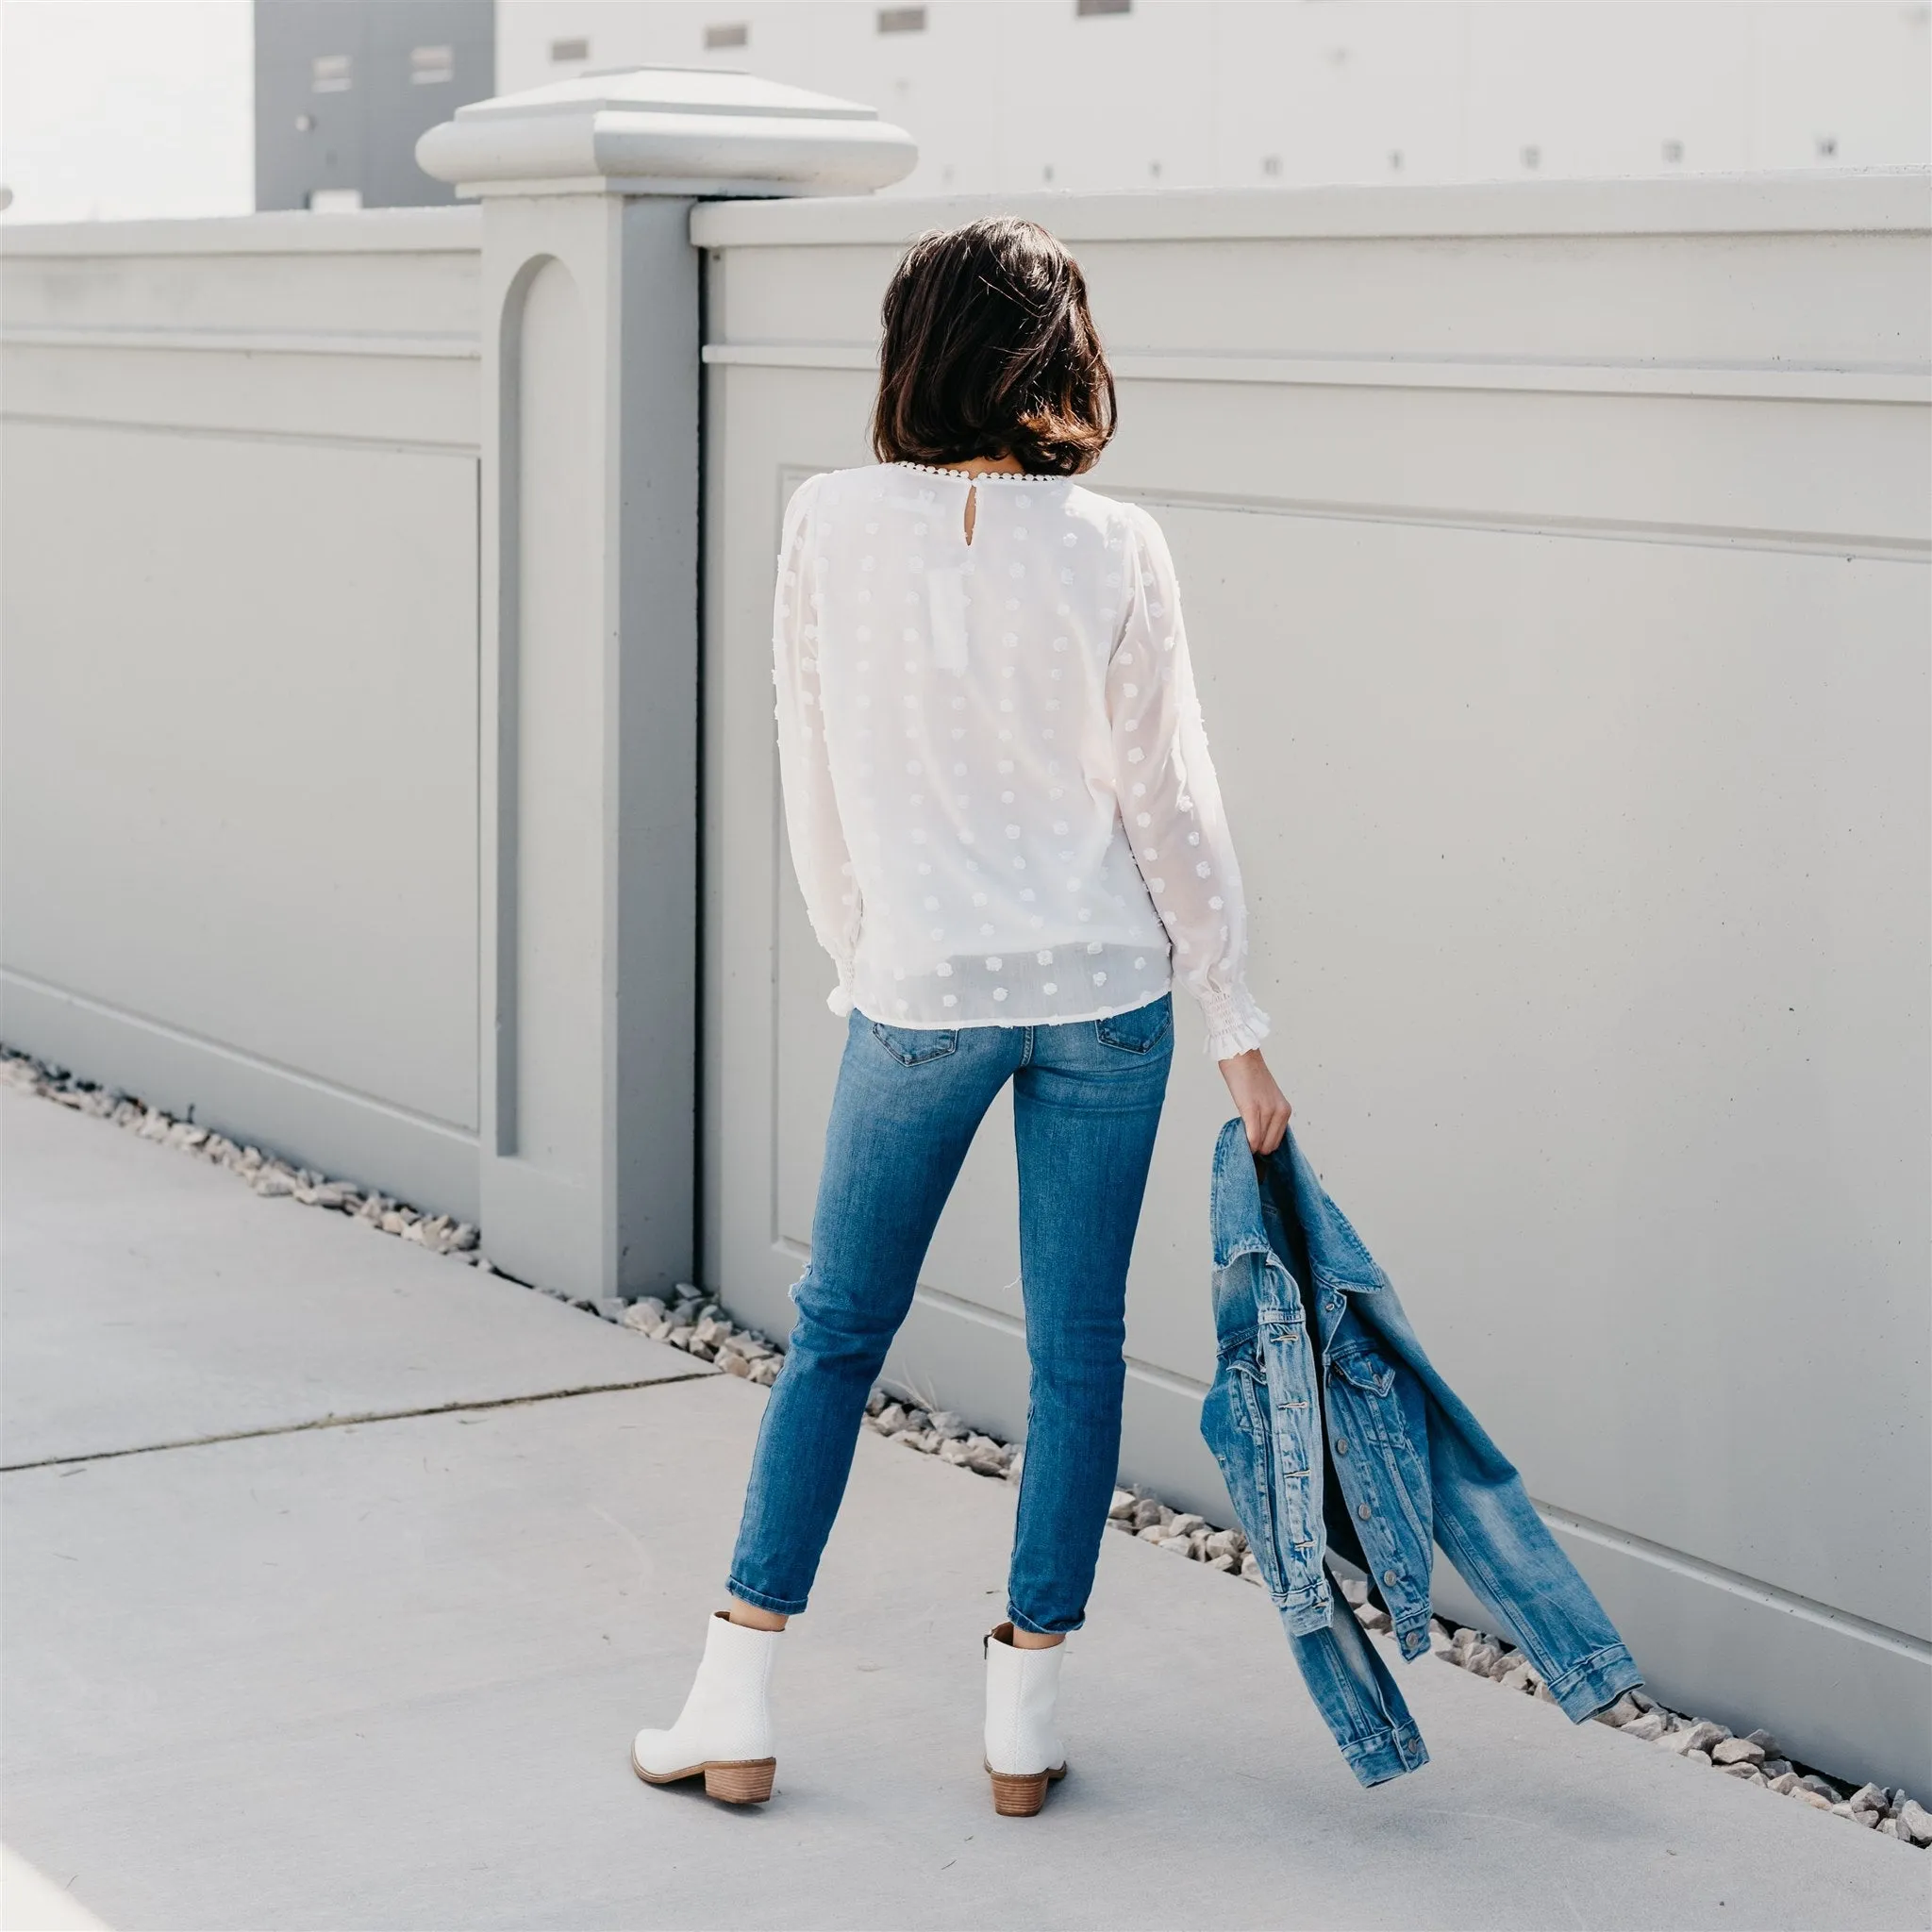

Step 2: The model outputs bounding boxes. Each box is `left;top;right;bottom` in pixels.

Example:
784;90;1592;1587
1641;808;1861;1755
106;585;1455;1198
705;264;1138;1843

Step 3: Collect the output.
1210;1119;1389;1295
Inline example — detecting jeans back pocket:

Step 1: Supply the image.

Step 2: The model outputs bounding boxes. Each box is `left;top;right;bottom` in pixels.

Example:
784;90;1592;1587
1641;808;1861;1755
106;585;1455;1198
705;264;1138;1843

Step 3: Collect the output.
1093;992;1174;1055
868;1019;959;1066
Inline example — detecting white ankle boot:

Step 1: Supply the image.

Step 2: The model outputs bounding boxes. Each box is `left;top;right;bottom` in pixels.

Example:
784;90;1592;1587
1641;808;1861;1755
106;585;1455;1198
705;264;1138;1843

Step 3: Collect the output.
982;1621;1068;1816
631;1610;780;1805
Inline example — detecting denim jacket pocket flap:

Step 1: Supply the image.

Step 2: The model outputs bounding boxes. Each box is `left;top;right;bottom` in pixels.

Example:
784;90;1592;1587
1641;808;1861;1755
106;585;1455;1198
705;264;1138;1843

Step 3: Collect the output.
1329;1349;1395;1398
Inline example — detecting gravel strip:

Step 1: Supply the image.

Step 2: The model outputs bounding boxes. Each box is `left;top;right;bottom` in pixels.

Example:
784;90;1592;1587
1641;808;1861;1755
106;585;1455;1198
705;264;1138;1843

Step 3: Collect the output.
5;1043;1922;1846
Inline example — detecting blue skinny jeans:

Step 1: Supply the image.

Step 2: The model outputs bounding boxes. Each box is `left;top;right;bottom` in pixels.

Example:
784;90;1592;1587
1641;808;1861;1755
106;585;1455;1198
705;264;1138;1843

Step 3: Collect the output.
727;993;1174;1634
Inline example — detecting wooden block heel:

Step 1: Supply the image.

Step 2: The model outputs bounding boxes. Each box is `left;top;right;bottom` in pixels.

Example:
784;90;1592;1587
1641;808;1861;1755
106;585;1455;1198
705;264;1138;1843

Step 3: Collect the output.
704;1757;776;1804
631;1748;776;1805
986;1760;1067;1817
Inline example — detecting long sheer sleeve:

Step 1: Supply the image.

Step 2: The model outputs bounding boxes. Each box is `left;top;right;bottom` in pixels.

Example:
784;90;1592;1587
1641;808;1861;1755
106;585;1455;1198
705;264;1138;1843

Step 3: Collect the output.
1108;503;1272;1061
772;474;861;1015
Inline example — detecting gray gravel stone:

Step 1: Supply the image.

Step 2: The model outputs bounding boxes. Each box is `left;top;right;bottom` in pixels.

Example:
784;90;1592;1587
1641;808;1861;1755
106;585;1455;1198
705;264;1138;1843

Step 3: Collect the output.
1897;1800;1932;1845
1622;1712;1670;1742
1678;1721;1729;1756
1712;1738;1765;1767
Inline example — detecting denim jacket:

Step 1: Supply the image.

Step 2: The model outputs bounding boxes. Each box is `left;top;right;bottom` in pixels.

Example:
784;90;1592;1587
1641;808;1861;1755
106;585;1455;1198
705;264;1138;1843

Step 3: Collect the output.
1201;1121;1642;1786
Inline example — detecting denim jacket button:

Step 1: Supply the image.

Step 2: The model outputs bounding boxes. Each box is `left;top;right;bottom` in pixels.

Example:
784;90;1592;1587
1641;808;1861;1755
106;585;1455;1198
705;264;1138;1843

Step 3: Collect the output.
1356;1502;1372;1520
1382;1568;1399;1586
1333;1437;1349;1456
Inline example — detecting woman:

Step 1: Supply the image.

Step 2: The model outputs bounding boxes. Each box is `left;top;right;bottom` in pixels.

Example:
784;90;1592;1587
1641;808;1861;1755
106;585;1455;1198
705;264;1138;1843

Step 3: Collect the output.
632;216;1291;1817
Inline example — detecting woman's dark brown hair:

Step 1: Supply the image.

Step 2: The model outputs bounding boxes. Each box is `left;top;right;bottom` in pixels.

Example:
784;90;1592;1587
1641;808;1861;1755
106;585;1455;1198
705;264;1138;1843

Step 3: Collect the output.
870;217;1116;476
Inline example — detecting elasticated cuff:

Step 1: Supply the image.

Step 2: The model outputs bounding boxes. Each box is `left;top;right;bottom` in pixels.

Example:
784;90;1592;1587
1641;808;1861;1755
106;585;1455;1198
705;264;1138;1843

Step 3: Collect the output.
1197;983;1273;1062
824;960;856;1018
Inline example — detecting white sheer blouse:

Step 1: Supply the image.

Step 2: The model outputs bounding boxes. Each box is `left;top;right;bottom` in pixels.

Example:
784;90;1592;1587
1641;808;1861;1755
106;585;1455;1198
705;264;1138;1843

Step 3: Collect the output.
772;460;1271;1062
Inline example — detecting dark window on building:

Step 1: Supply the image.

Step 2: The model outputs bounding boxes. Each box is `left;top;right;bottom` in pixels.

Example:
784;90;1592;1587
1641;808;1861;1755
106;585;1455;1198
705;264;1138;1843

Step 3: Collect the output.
878;6;926;30
1076;0;1131;15
550;37;590;62
705;22;749;48
311;53;353;92
410;44;455;84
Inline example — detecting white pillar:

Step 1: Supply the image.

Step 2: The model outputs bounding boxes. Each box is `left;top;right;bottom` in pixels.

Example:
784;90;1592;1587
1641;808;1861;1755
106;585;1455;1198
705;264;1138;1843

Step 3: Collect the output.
418;72;913;1297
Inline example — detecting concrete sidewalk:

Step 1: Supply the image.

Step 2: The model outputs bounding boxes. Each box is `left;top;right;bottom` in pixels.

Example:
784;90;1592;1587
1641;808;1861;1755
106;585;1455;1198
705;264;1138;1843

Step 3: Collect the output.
3;1090;1925;1932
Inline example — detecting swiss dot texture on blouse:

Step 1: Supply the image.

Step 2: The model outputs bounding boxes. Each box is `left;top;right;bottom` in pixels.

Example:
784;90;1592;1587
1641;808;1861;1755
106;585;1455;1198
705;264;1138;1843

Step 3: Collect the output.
772;461;1271;1061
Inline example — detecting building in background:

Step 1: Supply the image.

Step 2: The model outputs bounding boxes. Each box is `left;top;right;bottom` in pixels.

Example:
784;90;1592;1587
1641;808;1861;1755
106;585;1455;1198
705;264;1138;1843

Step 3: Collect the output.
255;0;495;210
502;0;1932;194
0;1;1925;225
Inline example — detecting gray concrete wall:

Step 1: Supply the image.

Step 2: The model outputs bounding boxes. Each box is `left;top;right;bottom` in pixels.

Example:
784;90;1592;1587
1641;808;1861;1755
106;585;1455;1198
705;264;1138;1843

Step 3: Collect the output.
0;209;486;1217
3;162;1925;1793
694;173;1932;1790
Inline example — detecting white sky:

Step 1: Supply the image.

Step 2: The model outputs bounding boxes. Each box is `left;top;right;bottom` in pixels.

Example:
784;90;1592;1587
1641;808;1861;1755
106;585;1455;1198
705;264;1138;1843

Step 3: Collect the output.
1;0;253;222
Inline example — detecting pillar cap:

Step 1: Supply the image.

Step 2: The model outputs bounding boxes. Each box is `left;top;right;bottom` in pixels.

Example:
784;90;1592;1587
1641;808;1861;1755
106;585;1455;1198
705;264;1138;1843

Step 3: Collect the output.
416;65;917;199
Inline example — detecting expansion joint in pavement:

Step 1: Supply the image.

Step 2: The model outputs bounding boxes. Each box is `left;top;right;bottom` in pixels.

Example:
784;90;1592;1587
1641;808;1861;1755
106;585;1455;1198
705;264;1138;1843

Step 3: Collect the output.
0;1370;719;1474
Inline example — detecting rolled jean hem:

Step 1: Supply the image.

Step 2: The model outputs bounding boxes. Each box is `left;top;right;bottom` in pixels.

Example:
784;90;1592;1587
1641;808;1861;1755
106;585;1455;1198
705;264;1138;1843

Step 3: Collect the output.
1340;1720;1431;1788
725;1577;808;1617
1008;1606;1084;1637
